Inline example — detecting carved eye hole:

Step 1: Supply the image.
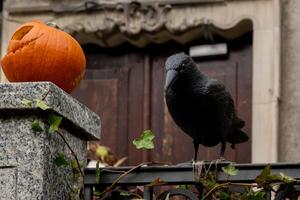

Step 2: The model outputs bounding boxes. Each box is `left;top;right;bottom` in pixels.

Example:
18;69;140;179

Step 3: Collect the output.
12;25;34;40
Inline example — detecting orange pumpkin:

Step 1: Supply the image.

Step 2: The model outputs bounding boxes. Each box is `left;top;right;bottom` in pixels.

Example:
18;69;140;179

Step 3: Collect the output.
1;21;86;93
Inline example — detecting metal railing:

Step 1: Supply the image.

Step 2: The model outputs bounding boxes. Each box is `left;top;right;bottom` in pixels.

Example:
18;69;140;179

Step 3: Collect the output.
84;162;300;200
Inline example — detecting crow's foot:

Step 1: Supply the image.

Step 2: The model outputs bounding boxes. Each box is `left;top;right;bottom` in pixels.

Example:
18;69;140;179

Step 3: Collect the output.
219;156;226;161
215;157;232;164
175;160;210;167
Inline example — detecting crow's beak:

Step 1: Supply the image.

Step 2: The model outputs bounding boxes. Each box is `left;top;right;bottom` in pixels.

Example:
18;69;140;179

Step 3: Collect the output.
165;69;178;91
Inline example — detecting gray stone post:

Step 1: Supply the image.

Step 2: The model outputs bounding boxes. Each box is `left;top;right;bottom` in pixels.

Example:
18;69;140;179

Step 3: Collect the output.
280;0;300;161
0;82;101;200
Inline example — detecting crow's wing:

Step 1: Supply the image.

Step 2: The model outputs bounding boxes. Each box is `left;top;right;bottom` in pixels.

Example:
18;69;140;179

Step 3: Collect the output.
206;80;245;129
204;79;235;124
205;79;248;144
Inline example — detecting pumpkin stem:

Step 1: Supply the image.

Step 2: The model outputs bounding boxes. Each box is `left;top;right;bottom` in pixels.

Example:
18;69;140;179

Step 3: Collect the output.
46;22;62;30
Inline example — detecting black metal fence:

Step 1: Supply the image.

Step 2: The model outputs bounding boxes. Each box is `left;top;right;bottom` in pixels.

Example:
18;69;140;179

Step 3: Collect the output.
84;162;300;200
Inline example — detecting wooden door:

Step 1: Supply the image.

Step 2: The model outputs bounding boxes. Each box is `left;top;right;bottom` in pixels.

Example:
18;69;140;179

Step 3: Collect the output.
73;32;252;165
72;47;148;165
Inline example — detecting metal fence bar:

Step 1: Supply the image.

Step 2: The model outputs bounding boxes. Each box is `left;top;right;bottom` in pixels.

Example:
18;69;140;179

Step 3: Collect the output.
85;163;300;185
84;162;300;199
144;186;154;200
84;185;93;200
265;190;272;200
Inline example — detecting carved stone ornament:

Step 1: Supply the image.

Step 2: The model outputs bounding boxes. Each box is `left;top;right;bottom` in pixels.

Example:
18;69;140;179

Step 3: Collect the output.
5;0;251;47
61;2;172;36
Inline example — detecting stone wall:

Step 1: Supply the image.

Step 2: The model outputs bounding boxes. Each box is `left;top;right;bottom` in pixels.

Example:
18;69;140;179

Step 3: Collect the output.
279;0;300;162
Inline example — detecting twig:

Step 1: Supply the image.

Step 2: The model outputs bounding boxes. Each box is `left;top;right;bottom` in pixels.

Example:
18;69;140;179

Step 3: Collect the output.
125;191;143;199
211;194;218;200
101;161;170;174
200;182;256;200
201;182;229;200
57;130;84;177
149;161;171;166
99;162;158;199
227;182;257;187
41;89;51;101
113;157;128;167
101;169;127;173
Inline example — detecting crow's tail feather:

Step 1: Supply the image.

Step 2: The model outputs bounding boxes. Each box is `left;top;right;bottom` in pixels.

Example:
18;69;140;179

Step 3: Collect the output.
233;117;245;129
227;129;248;146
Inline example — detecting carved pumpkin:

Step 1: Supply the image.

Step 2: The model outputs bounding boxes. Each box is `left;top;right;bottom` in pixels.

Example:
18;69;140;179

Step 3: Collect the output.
1;21;86;93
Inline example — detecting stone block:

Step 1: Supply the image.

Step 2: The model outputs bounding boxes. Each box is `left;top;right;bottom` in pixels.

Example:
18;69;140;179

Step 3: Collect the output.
0;82;101;200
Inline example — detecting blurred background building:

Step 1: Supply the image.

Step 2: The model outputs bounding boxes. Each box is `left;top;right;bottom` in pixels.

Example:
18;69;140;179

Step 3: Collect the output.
0;0;297;165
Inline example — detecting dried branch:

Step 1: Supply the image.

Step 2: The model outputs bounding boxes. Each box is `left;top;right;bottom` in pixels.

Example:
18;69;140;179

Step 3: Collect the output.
99;162;165;199
57;130;84;178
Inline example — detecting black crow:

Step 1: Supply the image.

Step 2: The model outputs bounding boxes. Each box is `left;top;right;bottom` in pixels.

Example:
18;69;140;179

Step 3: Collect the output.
164;53;248;161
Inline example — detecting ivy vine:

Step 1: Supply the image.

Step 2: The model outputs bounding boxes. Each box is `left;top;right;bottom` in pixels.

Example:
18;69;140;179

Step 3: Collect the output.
93;130;299;200
22;98;84;200
21;98;299;200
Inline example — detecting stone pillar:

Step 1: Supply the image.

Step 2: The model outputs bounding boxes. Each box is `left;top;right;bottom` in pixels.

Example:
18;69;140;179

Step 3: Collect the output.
0;82;101;200
280;0;300;161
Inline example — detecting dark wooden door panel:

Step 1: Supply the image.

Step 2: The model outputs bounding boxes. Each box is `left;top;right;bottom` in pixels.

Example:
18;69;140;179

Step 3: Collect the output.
230;40;252;163
73;69;129;159
72;53;146;165
150;55;170;162
77;79;118;149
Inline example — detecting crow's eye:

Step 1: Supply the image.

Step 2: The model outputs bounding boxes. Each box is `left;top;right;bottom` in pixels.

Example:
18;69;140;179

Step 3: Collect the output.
181;60;189;67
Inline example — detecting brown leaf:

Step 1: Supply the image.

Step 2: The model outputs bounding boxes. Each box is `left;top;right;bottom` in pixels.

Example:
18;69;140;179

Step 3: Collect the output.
113;157;128;167
145;178;166;187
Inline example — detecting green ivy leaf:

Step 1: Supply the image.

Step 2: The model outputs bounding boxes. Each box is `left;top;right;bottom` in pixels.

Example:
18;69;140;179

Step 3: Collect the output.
71;159;82;182
219;191;230;200
200;172;218;189
21;99;33;107
255;164;271;187
261;164;271;177
31;120;43;133
96;146;109;160
176;185;192;190
253;190;266;200
222;164;238;176
36;99;51;110
242;189;265;200
256;164;297;188
271;172;297;184
96;160;100;184
133;130;155;150
54;153;69;167
120;191;130;196
93;191;102;197
48;113;63;133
